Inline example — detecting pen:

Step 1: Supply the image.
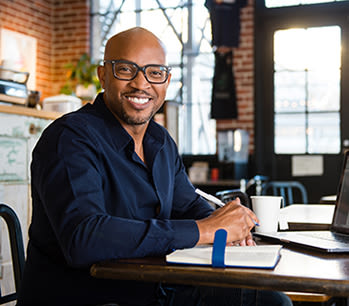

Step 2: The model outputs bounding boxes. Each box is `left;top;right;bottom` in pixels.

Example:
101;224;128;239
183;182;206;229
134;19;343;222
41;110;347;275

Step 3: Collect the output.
195;188;260;226
195;188;225;207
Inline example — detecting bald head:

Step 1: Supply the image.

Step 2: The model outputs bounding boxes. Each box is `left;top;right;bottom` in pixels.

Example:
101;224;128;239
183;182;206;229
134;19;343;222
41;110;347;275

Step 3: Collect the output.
104;27;166;63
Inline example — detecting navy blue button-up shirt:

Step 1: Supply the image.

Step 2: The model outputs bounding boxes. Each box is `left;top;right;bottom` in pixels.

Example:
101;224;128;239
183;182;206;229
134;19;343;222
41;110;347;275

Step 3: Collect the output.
18;93;213;305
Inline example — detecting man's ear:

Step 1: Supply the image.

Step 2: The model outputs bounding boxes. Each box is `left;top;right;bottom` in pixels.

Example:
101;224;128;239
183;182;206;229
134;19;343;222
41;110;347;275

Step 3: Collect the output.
165;72;172;89
97;65;105;89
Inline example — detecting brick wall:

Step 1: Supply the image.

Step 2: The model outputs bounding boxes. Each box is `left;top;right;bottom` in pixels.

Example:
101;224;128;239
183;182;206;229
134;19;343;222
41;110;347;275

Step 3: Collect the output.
216;0;255;152
51;0;90;96
0;0;90;100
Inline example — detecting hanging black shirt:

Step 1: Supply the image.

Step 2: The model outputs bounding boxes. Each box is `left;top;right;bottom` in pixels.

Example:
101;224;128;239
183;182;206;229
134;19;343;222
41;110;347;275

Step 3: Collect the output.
211;50;238;119
205;0;247;47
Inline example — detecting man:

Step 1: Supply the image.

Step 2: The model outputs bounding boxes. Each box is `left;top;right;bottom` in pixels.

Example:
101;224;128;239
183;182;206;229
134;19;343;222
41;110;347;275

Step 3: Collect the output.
18;27;292;305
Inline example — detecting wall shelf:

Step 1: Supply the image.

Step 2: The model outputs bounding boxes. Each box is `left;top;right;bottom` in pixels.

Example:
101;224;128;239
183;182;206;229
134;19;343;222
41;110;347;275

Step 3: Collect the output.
0;103;62;120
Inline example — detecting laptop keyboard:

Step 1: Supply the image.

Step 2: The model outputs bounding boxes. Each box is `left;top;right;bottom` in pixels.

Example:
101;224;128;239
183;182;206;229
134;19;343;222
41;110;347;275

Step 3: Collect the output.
302;231;349;244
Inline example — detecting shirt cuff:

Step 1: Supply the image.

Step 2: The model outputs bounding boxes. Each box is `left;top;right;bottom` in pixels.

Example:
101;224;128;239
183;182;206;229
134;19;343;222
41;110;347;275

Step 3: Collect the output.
170;219;200;250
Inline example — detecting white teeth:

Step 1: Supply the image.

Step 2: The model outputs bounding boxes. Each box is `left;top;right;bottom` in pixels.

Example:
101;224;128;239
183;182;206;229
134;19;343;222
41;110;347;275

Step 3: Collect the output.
127;96;149;104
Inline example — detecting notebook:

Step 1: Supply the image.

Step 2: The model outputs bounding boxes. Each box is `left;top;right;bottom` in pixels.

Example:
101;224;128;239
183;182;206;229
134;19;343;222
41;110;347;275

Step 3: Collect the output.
166;244;283;269
254;150;349;253
166;229;282;269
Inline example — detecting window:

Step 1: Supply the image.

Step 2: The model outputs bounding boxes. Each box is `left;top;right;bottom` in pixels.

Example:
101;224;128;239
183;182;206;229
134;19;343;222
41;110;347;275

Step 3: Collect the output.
273;26;341;154
91;0;216;154
265;0;348;8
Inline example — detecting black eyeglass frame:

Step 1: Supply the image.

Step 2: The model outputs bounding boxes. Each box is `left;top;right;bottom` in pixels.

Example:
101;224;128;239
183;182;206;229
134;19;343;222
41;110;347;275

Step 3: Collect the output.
103;60;172;84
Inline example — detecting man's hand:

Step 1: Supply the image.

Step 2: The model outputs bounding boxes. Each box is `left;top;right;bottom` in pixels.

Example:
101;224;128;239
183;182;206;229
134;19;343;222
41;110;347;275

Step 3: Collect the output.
234;231;256;246
195;198;259;246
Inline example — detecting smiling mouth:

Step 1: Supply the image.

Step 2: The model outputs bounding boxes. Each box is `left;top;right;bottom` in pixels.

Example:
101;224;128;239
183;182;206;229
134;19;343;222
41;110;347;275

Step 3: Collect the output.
126;96;151;105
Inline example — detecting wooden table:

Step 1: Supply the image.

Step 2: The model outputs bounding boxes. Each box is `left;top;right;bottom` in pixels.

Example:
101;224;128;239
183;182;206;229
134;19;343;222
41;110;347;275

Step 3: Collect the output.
91;204;347;299
90;246;349;297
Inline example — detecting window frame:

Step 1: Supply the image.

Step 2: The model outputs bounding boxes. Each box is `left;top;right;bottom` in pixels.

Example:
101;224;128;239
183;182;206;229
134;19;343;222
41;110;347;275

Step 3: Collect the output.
254;0;349;173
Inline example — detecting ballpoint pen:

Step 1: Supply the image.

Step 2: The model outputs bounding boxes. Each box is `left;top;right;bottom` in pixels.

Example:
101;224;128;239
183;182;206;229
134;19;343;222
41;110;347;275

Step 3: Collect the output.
195;188;260;226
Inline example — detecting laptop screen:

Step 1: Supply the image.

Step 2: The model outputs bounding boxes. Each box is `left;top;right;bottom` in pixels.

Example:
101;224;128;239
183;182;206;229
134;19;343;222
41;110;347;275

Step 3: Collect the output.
332;151;349;233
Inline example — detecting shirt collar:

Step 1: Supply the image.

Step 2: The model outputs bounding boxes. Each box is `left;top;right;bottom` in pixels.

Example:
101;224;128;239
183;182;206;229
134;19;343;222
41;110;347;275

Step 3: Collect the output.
93;93;166;152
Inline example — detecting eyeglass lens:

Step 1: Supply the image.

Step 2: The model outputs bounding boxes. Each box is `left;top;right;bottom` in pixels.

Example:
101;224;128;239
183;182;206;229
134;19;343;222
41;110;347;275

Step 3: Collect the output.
113;62;169;83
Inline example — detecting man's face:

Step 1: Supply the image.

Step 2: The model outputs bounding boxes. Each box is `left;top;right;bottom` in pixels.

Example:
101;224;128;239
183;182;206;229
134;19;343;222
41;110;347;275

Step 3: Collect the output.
98;36;171;128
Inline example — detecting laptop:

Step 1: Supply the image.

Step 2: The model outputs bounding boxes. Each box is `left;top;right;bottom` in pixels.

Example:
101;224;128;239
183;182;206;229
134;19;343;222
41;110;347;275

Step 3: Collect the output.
254;150;349;253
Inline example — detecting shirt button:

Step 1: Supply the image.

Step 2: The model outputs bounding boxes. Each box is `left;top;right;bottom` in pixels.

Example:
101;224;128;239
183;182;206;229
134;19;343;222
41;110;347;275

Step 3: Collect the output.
155;204;161;216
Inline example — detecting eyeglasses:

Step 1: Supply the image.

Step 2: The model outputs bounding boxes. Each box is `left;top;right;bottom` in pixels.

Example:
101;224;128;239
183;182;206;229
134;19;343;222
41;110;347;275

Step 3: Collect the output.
103;60;171;84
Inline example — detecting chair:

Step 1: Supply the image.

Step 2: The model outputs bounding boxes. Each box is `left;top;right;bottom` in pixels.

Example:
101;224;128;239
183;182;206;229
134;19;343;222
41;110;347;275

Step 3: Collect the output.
215;189;251;209
242;175;269;196
261;181;308;206
0;203;25;304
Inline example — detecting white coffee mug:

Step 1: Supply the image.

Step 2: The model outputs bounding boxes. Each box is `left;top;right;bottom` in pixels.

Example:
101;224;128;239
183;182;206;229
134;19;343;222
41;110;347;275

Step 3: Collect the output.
250;196;283;232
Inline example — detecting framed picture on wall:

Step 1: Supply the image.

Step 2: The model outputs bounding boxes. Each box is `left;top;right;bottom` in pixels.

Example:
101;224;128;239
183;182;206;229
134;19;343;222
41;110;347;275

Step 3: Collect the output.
0;28;37;90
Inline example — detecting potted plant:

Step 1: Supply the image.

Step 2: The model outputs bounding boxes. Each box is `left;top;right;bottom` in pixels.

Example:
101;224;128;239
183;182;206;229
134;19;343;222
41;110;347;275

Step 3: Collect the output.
60;53;101;100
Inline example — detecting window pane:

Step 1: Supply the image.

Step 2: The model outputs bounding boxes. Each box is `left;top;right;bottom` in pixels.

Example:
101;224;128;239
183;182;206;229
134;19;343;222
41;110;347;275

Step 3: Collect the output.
266;0;299;7
274;71;306;113
308;113;340;153
190;102;216;154
166;66;181;102
308;69;340;111
306;27;341;70
274;26;341;71
274;29;308;71
266;0;348;8
275;113;306;154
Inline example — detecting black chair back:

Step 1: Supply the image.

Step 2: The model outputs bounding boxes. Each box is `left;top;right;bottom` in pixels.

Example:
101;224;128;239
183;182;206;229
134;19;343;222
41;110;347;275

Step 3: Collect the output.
261;181;308;206
215;189;251;209
0;203;25;304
